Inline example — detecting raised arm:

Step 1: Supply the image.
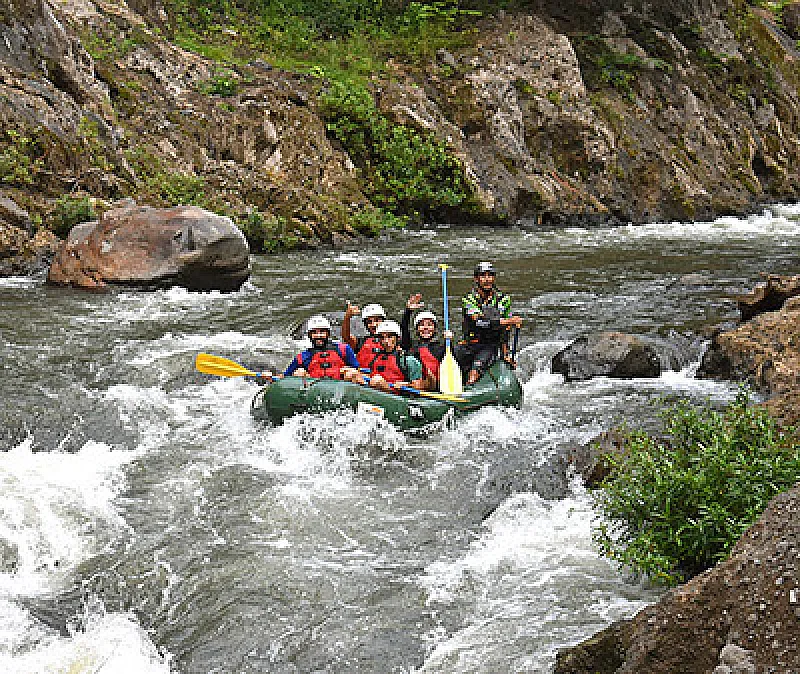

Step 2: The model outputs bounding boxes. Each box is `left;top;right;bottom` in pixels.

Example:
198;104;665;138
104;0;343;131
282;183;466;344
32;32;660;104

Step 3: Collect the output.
341;302;359;350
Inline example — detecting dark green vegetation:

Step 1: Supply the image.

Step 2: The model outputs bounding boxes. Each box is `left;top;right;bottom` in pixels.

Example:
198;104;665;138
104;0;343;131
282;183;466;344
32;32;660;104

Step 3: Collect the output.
593;391;800;585
318;79;481;221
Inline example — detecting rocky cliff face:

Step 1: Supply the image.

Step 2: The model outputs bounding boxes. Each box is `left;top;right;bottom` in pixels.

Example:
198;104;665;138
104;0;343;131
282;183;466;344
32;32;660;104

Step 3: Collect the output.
0;0;798;258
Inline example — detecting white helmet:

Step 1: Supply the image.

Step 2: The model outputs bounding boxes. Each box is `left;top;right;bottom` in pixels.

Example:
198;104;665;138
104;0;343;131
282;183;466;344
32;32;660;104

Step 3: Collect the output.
361;303;387;321
375;319;401;336
306;315;332;333
413;311;437;329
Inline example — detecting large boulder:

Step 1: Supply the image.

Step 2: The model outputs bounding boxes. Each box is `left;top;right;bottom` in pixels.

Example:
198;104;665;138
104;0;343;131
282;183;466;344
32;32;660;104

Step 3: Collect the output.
551;332;662;381
698;296;800;396
555;483;800;673
47;204;250;291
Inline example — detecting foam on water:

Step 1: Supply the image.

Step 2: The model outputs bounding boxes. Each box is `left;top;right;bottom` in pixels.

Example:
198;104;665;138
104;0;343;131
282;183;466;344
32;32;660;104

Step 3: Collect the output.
76;283;261;325
0;597;171;674
416;481;660;673
0;437;132;596
0;437;171;673
0;276;40;289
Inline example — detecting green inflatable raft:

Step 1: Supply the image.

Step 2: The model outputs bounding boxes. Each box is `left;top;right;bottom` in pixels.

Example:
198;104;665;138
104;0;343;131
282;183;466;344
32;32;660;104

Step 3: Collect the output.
250;361;523;431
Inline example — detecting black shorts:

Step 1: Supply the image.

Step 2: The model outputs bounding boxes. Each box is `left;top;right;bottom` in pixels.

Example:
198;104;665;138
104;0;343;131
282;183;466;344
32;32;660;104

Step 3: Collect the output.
455;342;498;374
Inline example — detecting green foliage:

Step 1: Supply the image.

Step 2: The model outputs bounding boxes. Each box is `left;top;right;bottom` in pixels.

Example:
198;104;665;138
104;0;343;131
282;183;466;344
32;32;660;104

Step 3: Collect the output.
593;391;800;585
197;68;240;96
574;36;672;101
126;148;208;207
350;207;407;235
318;79;478;221
237;209;301;252
49;196;96;238
0;130;43;186
161;0;480;77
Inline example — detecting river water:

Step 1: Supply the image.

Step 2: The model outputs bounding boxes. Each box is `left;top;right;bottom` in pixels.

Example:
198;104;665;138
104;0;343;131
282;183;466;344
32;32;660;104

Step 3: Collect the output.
1;205;799;673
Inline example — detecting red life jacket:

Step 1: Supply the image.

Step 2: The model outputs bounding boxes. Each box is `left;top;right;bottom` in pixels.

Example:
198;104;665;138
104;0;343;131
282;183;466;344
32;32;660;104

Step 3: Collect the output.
299;342;348;379
368;351;408;384
416;345;440;380
355;335;383;368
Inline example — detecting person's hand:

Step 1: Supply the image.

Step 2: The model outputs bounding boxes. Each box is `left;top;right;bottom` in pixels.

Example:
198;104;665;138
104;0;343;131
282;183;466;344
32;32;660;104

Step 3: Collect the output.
501;316;523;329
345;302;359;317
294;368;308;377
504;356;518;369
406;293;424;310
369;374;390;392
443;329;454;340
255;371;273;385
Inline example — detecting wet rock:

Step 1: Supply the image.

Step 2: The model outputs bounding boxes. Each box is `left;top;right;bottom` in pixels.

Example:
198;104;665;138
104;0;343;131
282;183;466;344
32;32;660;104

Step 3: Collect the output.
698;297;800;396
0;223;59;276
553;620;632;674
0;537;18;573
556;484;800;673
0;195;31;233
47;204;250;291
735;274;800;321
566;429;628;488
551;332;662;381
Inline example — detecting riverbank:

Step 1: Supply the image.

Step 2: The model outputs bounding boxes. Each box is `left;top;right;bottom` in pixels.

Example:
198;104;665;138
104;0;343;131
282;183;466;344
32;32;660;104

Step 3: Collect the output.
1;0;799;259
558;272;800;672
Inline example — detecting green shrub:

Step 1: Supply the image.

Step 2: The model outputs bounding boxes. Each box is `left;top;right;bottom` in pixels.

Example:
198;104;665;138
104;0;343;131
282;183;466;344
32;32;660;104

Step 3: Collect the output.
593;390;800;585
237;209;302;252
50;196;96;238
350;207;407;235
0;130;43;186
197;69;240;96
319;79;478;221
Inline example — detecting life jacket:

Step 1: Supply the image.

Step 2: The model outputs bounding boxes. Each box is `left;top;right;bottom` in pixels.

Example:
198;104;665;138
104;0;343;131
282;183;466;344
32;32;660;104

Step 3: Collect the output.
413;344;441;380
465;300;505;344
368;350;409;384
299;342;348;379
355;335;383;368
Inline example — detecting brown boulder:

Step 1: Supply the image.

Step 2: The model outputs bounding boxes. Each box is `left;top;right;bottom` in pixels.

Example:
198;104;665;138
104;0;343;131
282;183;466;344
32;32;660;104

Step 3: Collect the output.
47;204;250;291
551;332;662;381
555;483;800;673
698;297;800;396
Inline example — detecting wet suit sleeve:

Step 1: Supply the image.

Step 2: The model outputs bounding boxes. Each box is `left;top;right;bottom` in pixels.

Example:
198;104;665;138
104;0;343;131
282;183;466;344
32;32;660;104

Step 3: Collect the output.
342;344;359;369
400;308;413;351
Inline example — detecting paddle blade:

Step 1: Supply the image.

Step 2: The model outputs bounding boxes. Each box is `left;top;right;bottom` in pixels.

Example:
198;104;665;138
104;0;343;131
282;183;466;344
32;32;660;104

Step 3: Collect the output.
439;348;463;395
195;353;257;378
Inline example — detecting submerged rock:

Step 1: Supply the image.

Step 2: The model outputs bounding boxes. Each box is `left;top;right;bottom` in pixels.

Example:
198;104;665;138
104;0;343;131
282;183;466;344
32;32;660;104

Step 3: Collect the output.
47;204;250;291
551;332;662;381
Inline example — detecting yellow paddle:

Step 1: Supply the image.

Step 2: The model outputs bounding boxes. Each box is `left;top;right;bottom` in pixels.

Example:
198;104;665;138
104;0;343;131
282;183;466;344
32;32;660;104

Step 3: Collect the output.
195;353;273;379
438;264;464;395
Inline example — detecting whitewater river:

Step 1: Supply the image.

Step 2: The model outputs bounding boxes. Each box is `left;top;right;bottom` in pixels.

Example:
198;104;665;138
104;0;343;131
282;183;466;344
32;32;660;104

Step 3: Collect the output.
1;205;799;673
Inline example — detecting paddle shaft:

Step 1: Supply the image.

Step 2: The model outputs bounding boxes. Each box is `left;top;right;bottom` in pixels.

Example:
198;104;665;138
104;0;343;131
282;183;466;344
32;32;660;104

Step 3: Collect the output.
511;326;520;363
360;375;463;402
441;265;452;348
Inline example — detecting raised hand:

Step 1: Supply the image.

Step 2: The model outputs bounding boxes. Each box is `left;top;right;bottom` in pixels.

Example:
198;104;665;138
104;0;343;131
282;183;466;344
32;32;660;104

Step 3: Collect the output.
406;293;424;310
